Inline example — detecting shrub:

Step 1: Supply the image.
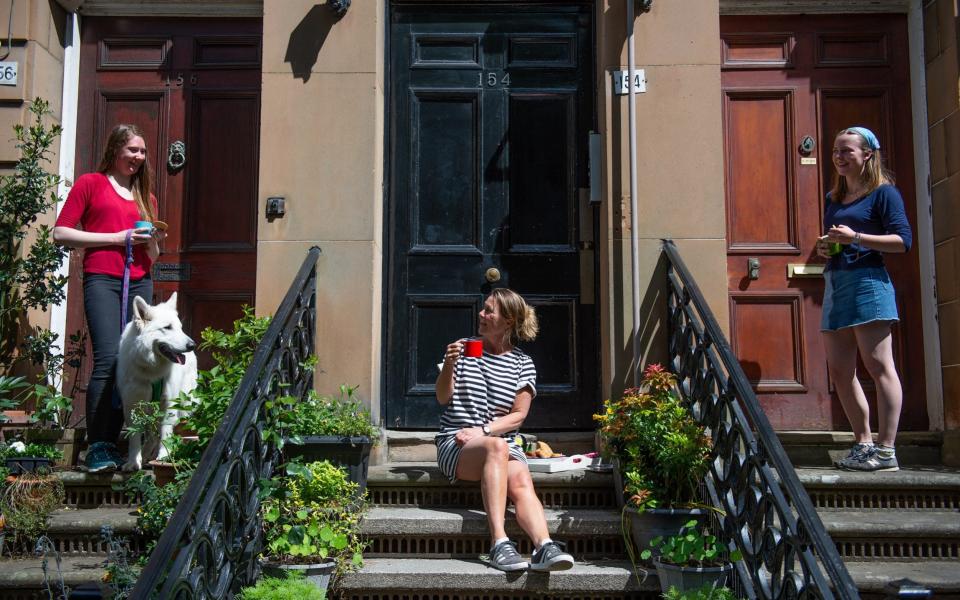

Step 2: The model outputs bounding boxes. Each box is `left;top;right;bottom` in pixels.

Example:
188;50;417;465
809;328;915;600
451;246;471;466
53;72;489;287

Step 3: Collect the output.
284;385;378;440
239;572;325;600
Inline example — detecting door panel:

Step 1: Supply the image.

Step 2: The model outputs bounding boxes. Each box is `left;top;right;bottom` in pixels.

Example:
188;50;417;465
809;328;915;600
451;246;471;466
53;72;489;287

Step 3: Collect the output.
64;18;261;413
387;4;596;430
721;14;927;430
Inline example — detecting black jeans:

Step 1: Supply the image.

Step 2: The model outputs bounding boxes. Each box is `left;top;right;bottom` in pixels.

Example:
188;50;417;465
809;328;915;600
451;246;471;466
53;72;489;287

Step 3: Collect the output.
83;273;153;445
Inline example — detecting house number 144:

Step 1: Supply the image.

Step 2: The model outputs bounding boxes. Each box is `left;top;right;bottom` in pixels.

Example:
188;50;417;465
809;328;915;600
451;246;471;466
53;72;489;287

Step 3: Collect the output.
479;72;511;87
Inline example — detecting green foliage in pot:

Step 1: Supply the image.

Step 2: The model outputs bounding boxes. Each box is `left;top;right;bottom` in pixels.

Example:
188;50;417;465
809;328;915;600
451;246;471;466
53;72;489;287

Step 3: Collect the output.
0;98;69;369
0;471;64;551
641;519;742;567
0;375;30;419
174;306;271;448
263;460;367;575
594;364;710;511
282;384;378;441
239;572;326;600
662;584;737;600
0;441;63;461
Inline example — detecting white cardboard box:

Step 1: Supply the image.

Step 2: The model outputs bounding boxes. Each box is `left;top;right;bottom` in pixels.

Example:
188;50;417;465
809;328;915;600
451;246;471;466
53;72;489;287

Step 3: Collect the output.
526;454;599;473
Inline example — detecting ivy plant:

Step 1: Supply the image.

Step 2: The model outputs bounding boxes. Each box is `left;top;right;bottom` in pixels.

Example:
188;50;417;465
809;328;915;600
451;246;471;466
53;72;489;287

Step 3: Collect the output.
641;519;742;567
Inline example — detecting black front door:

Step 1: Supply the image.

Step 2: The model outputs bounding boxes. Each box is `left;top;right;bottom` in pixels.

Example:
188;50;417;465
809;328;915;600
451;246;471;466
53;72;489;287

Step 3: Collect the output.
386;3;596;429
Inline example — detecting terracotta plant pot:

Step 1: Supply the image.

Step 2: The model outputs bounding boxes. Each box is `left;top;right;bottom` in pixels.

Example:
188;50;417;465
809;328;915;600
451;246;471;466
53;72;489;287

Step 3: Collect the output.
148;460;176;487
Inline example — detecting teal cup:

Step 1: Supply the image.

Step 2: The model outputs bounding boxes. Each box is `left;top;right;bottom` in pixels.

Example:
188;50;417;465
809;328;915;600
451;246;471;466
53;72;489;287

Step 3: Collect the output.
133;220;154;234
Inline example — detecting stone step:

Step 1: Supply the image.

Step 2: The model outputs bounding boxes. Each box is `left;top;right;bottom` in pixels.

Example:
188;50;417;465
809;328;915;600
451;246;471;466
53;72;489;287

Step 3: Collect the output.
845;560;960;598
55;471;140;508
795;466;960;510
367;462;617;509
362;507;627;559
819;510;960;560
0;507;142;557
780;431;943;467
0;555;109;600
381;430;944;468
338;557;654;599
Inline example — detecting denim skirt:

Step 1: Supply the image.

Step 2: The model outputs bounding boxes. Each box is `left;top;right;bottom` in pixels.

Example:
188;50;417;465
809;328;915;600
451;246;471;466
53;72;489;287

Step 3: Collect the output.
821;266;899;331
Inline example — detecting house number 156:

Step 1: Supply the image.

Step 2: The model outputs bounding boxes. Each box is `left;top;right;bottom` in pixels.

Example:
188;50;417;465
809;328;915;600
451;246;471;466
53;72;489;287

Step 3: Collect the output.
479;72;511;87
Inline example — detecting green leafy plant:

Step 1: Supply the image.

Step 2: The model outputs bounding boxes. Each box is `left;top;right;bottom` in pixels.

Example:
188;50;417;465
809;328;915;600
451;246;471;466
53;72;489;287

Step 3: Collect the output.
0;441;63;461
175;306;272;448
0;375;30;420
283;385;379;441
662;584;737;600
641;519;742;567
238;572;326;600
594;364;710;510
0;471;65;551
100;524;139;599
120;470;190;553
263;460;367;577
0;98;69;369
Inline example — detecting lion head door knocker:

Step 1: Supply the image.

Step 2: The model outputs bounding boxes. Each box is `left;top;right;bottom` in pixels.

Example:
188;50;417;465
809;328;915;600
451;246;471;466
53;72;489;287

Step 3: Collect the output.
167;140;187;174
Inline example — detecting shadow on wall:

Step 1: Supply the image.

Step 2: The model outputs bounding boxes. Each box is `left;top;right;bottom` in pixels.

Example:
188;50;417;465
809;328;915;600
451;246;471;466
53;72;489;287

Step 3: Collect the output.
285;3;339;82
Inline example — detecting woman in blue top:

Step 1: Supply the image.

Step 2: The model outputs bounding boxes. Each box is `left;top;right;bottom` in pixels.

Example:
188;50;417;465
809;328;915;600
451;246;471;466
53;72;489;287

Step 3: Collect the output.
816;126;912;472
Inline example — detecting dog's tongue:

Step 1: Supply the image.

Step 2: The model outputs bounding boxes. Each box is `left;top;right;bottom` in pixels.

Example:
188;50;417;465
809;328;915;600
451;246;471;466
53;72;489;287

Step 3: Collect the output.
175;353;185;365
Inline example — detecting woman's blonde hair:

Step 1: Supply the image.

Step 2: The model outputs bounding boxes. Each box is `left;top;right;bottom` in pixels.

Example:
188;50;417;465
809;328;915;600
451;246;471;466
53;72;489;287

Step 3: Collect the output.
490;288;538;344
829;128;894;203
96;124;155;221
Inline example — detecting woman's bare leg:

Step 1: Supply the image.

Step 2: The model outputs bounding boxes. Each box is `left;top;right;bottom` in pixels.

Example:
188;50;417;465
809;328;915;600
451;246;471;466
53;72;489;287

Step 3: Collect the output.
456;436;510;544
823;327;872;443
854;321;902;447
506;460;550;547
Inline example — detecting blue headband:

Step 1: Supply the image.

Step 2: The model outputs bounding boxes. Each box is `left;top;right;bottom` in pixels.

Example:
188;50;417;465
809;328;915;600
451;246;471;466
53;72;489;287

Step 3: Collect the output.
847;126;880;150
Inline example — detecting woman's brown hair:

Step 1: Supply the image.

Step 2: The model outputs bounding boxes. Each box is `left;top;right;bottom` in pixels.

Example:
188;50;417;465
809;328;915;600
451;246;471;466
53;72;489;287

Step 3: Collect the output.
829;128;895;203
490;288;539;345
96;124;154;221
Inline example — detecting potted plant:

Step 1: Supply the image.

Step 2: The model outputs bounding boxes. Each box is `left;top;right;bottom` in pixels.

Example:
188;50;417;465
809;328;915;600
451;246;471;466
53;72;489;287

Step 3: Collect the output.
0;440;63;475
0;469;65;553
593;364;712;562
641;519;742;594
281;384;379;496
239;571;326;600
662;583;737;600
261;459;367;593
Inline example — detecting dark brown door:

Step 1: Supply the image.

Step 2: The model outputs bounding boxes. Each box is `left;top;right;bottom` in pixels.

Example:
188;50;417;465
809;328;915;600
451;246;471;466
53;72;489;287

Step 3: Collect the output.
720;14;927;430
385;4;598;429
65;18;262;419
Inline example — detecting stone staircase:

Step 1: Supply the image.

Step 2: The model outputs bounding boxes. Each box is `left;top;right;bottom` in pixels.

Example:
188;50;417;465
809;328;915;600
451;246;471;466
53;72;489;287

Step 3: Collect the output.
0;432;957;599
339;431;960;600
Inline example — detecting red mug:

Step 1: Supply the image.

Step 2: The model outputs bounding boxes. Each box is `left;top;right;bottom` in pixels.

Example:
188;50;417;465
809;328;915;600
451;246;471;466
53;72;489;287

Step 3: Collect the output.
463;339;483;358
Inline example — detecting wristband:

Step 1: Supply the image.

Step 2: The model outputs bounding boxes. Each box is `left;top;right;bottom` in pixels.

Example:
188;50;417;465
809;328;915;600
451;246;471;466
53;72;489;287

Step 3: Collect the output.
854;232;862;246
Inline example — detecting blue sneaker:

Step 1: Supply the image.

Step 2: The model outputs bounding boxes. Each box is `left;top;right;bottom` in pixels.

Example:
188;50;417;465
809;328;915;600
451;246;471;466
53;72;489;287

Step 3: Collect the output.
85;442;120;473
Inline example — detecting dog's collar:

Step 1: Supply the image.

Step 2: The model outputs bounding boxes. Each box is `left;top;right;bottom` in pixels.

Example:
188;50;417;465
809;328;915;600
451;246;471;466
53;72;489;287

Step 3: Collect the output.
152;379;164;403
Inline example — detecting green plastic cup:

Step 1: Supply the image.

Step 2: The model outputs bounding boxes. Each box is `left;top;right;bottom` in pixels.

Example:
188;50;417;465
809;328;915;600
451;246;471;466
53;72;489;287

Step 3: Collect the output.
828;242;842;256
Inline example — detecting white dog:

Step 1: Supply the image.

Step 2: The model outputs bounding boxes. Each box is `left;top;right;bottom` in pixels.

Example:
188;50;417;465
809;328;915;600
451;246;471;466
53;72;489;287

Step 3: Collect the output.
116;292;197;472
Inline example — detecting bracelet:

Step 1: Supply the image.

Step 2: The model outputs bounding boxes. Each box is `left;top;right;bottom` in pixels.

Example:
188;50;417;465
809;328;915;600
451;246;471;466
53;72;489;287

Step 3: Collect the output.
854;232;862;246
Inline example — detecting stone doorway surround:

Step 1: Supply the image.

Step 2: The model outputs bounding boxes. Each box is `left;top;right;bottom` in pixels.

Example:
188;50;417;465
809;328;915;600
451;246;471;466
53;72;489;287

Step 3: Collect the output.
56;0;262;17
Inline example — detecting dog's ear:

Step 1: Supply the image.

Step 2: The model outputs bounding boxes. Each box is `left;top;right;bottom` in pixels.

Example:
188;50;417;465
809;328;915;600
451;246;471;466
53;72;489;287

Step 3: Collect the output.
165;291;178;308
132;296;152;328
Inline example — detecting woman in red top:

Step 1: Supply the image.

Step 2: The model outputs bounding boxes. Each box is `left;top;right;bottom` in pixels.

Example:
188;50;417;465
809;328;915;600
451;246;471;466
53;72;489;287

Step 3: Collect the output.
54;124;166;472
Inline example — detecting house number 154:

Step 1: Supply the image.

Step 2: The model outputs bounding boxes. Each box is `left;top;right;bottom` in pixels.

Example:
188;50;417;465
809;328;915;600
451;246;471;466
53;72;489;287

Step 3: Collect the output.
479;72;511;87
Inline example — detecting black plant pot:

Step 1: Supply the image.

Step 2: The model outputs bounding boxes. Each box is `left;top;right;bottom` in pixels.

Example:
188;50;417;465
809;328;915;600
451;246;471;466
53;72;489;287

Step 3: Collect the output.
623;505;706;564
4;456;54;475
284;435;372;496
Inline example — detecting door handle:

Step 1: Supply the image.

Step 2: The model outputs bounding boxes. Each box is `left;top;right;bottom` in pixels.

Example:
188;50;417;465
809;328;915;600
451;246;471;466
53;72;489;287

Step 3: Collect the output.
747;258;760;280
485;267;501;283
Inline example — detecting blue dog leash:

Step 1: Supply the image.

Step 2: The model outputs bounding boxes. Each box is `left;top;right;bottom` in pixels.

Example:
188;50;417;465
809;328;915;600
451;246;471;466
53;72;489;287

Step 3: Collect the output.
111;231;135;410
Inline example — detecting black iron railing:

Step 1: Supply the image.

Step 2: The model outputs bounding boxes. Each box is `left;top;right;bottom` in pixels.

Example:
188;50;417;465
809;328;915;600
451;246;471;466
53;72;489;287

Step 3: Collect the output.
132;247;321;599
663;239;859;600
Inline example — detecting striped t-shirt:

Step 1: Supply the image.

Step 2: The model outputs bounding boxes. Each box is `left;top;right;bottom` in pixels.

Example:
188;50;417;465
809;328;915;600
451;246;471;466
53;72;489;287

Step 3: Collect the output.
439;348;537;435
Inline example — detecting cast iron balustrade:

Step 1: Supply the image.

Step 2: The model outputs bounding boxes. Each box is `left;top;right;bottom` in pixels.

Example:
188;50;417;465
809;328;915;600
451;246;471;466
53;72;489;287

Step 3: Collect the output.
132;247;321;599
663;239;859;600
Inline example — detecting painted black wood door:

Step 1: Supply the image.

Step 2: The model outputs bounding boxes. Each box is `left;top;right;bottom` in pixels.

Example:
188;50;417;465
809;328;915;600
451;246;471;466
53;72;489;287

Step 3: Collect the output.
386;4;596;429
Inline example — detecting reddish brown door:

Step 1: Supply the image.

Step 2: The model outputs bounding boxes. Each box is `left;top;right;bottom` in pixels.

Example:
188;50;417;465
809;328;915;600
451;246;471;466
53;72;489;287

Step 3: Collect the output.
721;14;927;430
64;18;262;421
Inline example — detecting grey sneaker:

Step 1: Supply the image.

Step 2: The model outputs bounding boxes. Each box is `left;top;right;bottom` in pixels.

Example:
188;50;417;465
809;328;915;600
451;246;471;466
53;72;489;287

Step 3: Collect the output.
530;541;574;572
837;446;899;472
488;540;529;572
833;443;874;467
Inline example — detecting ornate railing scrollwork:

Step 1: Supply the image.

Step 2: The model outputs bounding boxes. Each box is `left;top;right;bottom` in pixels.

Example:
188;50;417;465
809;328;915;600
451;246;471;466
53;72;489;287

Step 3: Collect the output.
663;239;859;600
132;246;321;599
